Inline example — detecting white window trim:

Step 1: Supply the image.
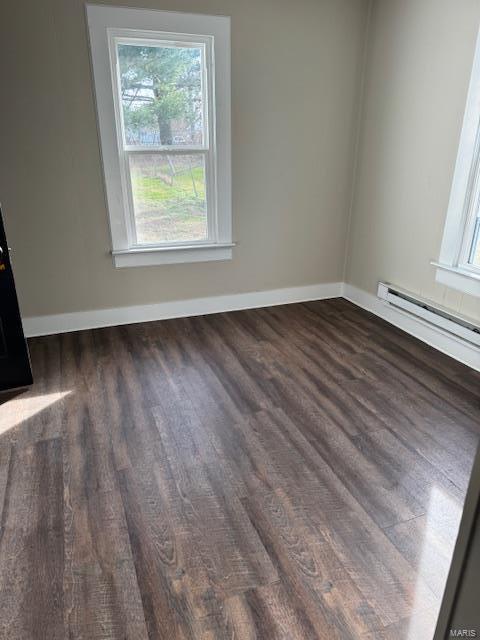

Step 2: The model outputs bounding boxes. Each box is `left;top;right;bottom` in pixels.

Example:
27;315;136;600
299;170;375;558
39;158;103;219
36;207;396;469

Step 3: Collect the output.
433;26;480;296
86;5;232;267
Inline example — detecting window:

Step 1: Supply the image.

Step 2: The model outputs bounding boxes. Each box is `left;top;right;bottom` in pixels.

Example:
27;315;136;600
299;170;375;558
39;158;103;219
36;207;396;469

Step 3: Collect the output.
87;5;232;267
434;27;480;296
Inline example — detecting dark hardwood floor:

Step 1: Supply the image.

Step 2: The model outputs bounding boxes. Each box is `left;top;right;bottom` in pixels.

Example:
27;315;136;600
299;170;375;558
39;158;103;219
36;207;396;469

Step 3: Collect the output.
0;298;479;639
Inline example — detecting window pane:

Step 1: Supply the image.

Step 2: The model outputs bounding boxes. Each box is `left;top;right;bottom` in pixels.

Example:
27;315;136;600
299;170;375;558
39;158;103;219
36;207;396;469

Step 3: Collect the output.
469;216;480;267
129;154;207;244
117;42;204;147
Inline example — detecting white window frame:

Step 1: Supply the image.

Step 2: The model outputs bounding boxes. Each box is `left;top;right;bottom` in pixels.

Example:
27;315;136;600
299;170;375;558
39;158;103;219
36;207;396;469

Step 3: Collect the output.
86;5;232;267
433;26;480;297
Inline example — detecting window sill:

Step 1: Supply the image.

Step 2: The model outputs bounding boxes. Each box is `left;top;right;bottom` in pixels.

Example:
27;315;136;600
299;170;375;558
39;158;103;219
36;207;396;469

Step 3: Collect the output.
112;243;235;268
432;261;480;297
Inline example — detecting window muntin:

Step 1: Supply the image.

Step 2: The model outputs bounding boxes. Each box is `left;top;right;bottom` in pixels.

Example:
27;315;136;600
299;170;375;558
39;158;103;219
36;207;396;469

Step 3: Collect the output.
110;33;214;248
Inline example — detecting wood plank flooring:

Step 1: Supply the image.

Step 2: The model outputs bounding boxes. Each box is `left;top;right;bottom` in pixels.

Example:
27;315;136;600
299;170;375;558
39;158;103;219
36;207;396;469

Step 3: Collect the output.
0;298;479;639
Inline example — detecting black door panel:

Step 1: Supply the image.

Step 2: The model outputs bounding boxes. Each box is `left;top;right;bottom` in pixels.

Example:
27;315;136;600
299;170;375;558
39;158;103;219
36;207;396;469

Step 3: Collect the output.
0;207;32;391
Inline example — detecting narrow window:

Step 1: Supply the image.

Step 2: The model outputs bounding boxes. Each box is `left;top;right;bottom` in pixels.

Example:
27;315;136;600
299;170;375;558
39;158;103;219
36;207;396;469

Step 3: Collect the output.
434;27;480;296
87;6;232;267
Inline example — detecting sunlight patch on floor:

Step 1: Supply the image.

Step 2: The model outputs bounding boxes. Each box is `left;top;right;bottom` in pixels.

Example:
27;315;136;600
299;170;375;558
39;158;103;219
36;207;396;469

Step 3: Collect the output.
0;391;71;436
406;485;464;639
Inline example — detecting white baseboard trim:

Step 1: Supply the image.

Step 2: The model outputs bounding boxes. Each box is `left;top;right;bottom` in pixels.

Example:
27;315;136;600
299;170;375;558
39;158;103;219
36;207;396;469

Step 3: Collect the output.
23;282;343;338
22;281;480;372
343;283;480;372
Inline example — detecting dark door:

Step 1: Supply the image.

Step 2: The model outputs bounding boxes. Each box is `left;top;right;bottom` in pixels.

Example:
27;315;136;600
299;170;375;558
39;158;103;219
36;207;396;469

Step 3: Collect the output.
0;206;32;391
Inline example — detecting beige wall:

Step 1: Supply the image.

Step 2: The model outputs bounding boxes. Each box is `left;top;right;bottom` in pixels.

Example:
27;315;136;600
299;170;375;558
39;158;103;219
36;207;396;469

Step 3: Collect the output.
345;0;480;321
0;0;368;318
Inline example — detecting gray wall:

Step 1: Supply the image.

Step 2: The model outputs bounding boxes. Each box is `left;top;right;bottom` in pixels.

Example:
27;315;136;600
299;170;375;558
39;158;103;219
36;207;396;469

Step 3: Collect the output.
0;0;368;318
345;0;480;321
4;0;478;323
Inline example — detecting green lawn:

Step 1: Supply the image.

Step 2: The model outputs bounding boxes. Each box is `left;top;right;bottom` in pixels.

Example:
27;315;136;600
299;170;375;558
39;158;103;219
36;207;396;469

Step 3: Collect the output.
130;163;207;244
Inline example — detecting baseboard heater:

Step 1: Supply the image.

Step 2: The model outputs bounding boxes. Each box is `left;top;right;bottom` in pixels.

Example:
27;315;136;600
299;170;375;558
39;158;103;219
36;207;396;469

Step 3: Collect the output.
377;282;480;348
